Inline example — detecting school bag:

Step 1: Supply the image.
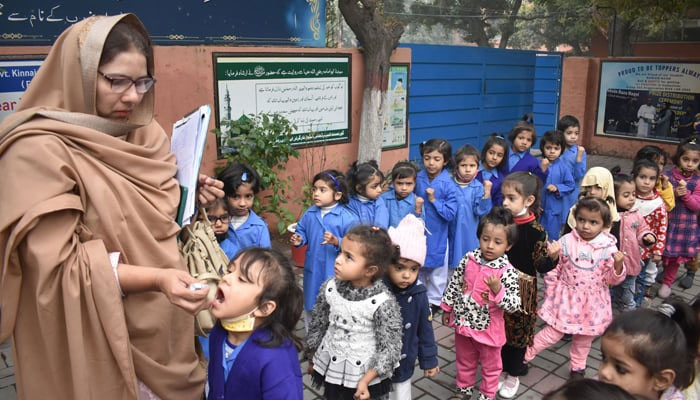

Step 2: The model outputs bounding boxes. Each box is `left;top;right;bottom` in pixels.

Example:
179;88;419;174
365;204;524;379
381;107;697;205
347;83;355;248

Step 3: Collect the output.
178;208;229;336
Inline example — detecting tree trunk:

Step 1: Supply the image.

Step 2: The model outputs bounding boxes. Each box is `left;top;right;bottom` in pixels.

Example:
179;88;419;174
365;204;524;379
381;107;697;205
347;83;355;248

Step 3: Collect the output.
611;17;634;56
498;0;523;49
339;0;404;163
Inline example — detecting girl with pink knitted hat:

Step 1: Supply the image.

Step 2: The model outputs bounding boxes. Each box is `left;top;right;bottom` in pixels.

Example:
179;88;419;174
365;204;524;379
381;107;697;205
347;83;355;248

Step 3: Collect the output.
385;214;440;400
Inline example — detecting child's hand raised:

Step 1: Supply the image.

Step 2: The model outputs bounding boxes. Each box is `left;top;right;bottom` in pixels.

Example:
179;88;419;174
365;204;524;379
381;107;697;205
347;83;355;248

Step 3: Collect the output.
546;240;561;260
425;188;436;202
540;157;550;172
643;233;656;245
661;175;670;190
424;366;440;377
612;251;625;264
612;251;625;275
415;196;424;213
483;179;493;193
484;274;501;294
676;179;688;197
321;231;338;246
576;146;586;163
289;233;302;246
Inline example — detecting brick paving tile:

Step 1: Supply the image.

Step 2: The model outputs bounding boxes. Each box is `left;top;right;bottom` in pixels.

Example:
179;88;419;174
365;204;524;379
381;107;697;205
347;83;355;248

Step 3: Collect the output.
3;154;700;400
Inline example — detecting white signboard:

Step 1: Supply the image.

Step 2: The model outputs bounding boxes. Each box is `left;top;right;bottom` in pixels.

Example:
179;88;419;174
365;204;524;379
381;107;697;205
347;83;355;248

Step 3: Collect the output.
0;59;44;121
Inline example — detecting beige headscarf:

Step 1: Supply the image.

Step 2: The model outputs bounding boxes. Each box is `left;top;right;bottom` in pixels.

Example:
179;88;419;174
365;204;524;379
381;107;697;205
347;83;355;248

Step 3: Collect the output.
566;167;620;229
0;14;204;399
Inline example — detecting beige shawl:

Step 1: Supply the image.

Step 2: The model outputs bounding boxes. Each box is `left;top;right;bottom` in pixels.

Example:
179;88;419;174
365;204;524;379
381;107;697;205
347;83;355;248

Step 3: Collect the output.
566;166;621;229
0;14;204;399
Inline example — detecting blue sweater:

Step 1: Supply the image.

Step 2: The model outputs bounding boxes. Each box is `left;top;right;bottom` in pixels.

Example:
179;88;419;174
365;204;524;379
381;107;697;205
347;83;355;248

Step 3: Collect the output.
448;179;492;268
415;169;459;268
541;157;575;240
296;204;358;310
208;326;303;400
219;210;271;260
384;279;439;383
508;150;548;183
381;189;422;228
346;195;390;229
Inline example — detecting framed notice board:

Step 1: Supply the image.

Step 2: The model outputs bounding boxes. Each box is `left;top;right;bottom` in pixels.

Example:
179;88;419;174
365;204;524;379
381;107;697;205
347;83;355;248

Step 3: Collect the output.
595;60;700;143
213;53;352;151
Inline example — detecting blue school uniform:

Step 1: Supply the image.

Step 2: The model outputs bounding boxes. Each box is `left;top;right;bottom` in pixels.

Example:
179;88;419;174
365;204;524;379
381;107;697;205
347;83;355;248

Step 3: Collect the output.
381;189;422;228
219;210;271;260
560;144;587;206
540;157;576;240
346;195;390;229
296;204;358;310
384;278;439;383
208;325;303;400
415;169;459;268
448;179;492;268
508;150;548;183
476;167;505;206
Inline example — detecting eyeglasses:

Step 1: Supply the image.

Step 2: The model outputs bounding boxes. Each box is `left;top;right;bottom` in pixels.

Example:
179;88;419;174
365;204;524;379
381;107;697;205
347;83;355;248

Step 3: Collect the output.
97;70;156;94
207;214;231;225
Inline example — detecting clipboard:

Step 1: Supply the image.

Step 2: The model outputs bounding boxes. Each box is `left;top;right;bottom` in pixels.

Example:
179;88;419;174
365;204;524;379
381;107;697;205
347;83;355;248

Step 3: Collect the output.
171;105;211;226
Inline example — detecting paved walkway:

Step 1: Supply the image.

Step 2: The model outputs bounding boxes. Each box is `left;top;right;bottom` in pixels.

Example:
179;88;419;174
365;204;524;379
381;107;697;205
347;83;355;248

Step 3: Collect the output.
2;154;694;400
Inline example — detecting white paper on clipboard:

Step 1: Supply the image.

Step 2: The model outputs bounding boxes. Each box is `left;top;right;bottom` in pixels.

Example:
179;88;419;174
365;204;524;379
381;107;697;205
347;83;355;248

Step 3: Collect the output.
171;104;211;225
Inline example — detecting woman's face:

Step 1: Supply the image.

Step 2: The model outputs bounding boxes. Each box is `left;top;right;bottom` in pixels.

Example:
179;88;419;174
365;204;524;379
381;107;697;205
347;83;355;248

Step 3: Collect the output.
96;48;148;120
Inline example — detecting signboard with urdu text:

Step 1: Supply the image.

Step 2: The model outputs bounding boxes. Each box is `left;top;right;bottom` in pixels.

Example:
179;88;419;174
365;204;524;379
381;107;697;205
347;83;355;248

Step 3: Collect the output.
213;54;351;150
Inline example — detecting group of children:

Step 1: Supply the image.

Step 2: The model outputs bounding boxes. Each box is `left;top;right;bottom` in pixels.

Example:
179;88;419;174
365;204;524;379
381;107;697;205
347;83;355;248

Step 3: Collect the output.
198;114;700;400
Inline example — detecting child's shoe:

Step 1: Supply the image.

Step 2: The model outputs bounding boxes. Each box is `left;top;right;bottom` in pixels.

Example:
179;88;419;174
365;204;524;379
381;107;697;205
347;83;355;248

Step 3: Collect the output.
448;386;472;400
679;271;695;289
569;369;585;381
498;375;520;399
497;371;507;391
477;392;493;400
658;283;672;298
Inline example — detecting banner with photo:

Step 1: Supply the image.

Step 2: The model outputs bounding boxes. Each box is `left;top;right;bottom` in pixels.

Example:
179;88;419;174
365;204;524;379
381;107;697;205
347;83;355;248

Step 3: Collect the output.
596;61;700;142
382;64;408;149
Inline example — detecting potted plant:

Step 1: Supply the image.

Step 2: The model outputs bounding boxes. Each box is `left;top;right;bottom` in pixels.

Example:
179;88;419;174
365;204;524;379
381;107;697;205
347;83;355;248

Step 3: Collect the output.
214;113;299;235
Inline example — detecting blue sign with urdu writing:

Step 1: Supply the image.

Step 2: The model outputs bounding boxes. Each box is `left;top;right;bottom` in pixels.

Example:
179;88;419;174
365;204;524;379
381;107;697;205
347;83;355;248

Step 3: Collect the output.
0;0;326;46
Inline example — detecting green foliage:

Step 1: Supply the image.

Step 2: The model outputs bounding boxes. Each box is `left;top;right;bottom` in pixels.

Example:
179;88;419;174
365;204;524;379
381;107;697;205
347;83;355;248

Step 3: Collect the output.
214;113;300;234
510;0;594;55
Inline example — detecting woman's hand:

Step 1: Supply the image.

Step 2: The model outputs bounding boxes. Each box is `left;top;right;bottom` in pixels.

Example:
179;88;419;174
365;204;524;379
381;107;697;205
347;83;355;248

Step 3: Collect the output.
197;174;224;207
156;268;210;314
